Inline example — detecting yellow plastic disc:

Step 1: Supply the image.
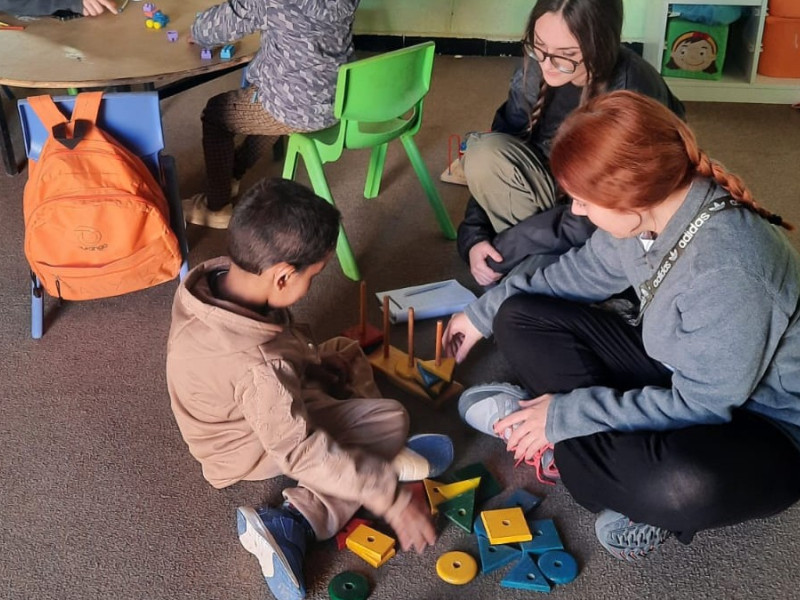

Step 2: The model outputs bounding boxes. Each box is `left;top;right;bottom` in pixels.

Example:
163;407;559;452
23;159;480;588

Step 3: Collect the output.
436;551;478;585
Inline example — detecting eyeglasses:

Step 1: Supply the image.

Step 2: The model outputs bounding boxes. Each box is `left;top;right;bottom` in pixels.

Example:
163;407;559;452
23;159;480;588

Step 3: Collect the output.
523;41;584;74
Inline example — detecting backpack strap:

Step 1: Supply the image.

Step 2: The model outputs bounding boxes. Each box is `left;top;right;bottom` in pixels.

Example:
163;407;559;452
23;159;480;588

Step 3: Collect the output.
71;91;103;125
27;95;69;132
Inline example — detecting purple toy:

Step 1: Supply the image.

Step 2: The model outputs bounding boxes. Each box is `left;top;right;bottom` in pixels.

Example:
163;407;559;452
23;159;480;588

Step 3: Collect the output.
200;48;212;60
143;2;155;16
166;30;178;42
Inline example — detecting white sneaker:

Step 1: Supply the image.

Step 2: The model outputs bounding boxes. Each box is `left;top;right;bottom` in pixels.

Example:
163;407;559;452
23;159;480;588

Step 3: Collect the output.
182;193;232;229
458;382;528;439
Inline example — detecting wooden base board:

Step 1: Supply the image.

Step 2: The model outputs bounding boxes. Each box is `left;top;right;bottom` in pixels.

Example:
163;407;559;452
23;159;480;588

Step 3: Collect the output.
368;345;463;408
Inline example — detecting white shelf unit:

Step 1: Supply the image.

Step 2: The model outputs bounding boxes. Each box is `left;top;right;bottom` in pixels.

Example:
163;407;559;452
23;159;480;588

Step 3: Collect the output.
643;0;800;103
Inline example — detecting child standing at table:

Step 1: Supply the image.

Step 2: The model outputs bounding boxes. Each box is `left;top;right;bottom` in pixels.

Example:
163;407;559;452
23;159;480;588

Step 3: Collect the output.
167;178;452;600
183;0;360;229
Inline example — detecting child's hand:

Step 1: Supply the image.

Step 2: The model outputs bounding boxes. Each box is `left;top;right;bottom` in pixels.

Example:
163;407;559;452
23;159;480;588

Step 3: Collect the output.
385;491;436;553
306;354;351;399
82;0;118;16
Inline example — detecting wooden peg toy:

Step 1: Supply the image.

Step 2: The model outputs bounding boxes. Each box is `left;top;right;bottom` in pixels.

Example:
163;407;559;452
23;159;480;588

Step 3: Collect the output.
341;281;383;350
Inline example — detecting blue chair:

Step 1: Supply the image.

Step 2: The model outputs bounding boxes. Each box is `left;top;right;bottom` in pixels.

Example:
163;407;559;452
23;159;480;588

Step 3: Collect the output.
17;91;189;339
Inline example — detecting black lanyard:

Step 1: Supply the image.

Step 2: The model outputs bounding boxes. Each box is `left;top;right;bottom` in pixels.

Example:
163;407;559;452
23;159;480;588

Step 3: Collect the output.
633;197;738;326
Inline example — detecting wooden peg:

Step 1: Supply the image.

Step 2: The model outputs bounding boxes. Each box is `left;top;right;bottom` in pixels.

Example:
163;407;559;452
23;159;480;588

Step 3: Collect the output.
407;307;415;368
382;295;390;359
359;280;367;336
435;320;443;367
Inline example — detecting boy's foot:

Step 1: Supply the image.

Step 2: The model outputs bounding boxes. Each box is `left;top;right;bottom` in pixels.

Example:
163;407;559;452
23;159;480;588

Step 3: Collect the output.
458;382;528;439
236;506;309;600
182;193;232;229
393;434;454;481
594;510;671;561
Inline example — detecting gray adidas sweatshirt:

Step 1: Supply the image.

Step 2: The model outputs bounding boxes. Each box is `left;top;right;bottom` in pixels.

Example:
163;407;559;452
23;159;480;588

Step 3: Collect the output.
465;177;800;447
192;0;360;131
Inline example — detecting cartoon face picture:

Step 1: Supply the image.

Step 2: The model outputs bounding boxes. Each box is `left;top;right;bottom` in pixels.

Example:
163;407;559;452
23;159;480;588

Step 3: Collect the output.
666;31;718;73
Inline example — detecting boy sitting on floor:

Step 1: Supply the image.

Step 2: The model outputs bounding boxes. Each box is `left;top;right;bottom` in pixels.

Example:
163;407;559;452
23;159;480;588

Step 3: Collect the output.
166;178;452;600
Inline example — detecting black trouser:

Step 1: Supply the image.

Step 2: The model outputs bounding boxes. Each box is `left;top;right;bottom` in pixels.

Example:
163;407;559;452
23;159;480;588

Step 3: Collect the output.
493;294;800;543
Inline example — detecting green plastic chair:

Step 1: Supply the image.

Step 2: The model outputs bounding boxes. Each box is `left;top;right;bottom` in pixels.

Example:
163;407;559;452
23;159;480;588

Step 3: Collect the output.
281;41;457;281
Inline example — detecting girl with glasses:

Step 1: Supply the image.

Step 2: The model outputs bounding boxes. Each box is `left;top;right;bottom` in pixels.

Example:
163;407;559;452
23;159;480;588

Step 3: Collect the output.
457;0;684;287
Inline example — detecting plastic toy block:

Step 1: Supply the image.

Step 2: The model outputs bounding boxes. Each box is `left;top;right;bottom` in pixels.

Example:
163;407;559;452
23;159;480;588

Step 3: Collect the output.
142;2;155;16
449;462;502;504
328;571;370;600
438;487;476;533
502;488;542;515
436;477;481;500
200;48;212;60
346;524;395;566
477;533;522;574
537;550;578;585
341;322;383;350
520;519;564;555
334;517;372;550
166;30;178;42
220;44;235;60
500;554;552;592
416;356;455;384
473;513;488;538
423;478;448;514
480;507;533;545
436;551;478;585
415;360;443;388
368;345;463;407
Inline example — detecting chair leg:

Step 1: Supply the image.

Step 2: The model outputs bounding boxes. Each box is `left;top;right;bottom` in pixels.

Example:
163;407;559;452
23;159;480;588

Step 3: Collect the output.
289;144;360;281
400;135;457;239
1;100;18;176
162;154;190;280
31;273;44;339
364;143;388;199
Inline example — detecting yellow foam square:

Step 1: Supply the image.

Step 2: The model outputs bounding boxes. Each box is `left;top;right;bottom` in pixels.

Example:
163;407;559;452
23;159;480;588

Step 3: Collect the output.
480;507;533;544
345;524;395;562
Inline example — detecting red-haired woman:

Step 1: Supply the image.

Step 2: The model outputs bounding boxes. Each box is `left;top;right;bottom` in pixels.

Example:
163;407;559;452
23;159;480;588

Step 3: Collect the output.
445;91;800;560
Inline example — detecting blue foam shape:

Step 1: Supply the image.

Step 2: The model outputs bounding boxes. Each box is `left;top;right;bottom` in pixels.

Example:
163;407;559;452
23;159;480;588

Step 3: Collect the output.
416;362;442;387
473;514;487;538
500;554;551;592
477;534;521;574
537;550;578;585
520;519;563;555
501;489;542;515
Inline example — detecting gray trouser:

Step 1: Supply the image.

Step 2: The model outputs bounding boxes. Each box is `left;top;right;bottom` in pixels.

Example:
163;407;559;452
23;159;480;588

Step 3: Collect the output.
462;132;557;233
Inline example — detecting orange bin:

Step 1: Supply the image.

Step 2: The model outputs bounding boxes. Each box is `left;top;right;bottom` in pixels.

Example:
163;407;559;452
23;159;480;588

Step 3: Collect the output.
769;0;800;19
758;16;800;78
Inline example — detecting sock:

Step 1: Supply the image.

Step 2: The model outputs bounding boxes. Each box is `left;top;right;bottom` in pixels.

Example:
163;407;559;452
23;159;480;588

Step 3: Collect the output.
391;447;432;482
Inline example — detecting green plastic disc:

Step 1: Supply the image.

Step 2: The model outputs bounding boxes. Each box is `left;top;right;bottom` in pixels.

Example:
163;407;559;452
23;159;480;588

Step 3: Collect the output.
328;570;370;600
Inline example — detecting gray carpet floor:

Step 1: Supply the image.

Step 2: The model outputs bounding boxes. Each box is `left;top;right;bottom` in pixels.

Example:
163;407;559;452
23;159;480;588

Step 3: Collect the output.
2;55;800;600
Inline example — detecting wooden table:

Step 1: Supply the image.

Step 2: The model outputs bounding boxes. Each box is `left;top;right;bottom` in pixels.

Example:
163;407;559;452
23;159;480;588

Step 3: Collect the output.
0;0;259;174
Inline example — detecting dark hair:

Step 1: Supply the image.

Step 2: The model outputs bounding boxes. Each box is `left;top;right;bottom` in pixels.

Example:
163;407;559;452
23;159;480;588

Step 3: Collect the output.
227;178;342;274
522;0;623;132
549;90;792;230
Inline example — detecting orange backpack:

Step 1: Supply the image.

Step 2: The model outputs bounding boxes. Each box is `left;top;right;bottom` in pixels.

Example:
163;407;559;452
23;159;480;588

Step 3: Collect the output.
23;92;181;301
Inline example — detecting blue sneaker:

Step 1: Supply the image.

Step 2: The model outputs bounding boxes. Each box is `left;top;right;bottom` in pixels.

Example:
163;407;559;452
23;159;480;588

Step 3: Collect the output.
594;510;671;561
406;433;454;479
458;382;528;439
236;506;309;600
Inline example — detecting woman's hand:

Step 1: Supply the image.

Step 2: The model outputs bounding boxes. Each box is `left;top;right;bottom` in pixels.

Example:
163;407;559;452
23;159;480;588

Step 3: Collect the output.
494;394;553;462
82;0;118;16
468;241;504;286
442;312;483;363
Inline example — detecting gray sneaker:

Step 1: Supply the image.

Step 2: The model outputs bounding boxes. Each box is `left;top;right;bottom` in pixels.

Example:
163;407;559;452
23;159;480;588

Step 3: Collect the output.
595;510;671;561
458;382;529;439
